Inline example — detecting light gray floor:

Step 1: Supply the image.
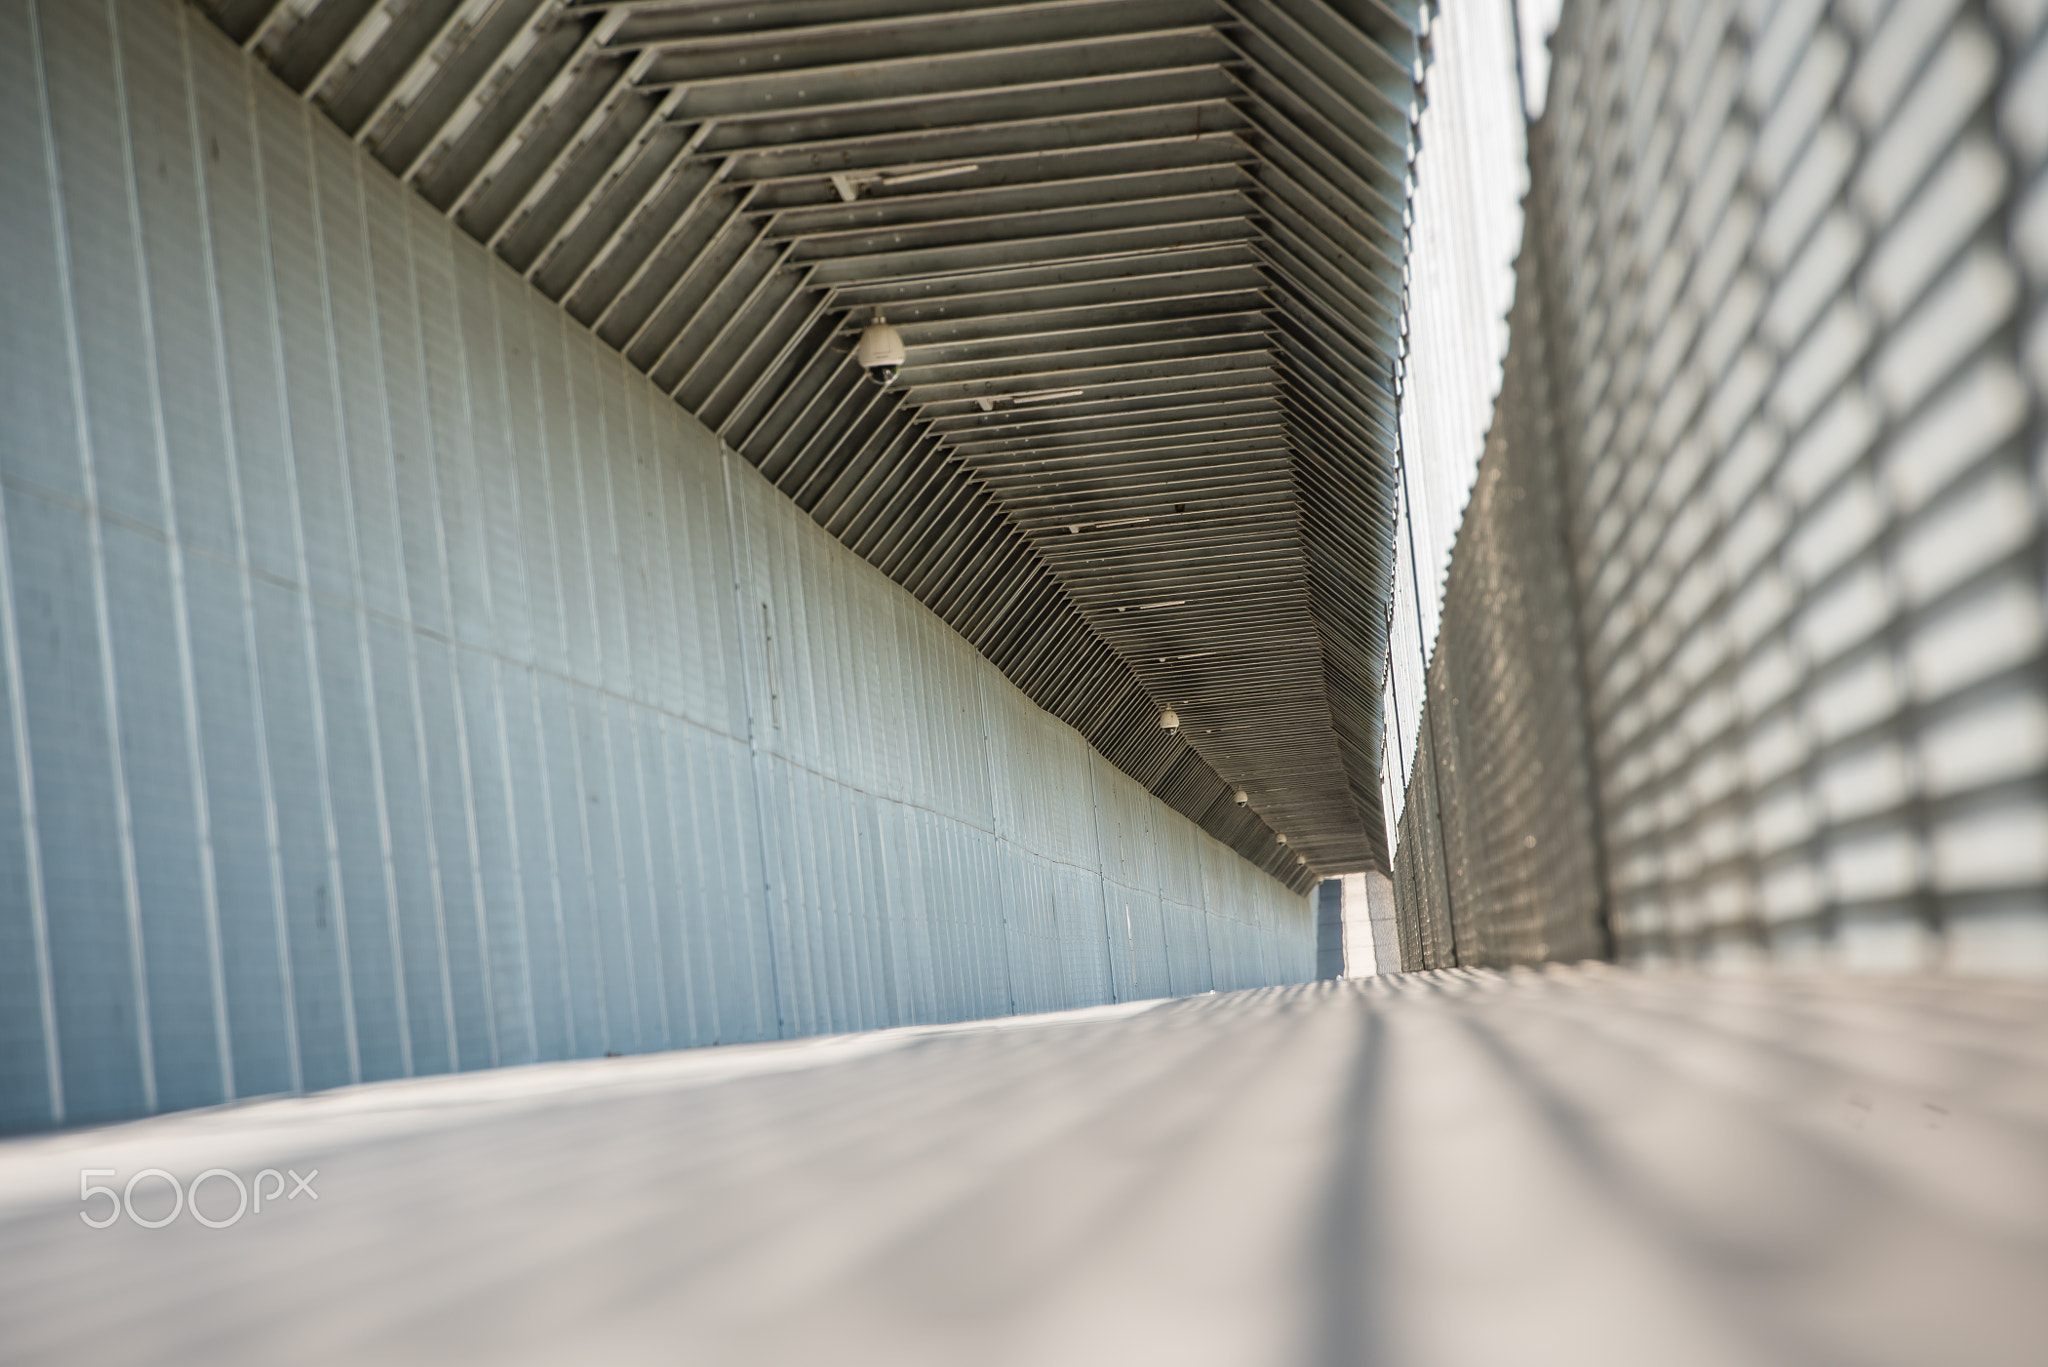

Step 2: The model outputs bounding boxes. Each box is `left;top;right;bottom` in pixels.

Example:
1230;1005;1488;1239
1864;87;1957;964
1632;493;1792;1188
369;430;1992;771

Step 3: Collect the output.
1;967;2043;1365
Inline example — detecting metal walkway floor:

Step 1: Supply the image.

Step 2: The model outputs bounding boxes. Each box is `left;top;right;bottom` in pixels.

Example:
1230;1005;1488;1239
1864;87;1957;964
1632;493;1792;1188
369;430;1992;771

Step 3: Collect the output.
2;967;2043;1365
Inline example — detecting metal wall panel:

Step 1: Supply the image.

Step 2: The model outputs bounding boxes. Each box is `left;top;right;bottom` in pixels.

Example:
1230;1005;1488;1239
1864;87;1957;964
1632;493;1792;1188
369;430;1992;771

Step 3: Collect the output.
0;0;1312;1133
1394;0;2048;977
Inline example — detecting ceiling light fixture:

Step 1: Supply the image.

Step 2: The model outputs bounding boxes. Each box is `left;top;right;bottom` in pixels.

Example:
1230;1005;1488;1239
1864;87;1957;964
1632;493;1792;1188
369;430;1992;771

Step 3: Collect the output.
1011;388;1086;405
1062;516;1149;535
830;163;979;202
880;163;980;186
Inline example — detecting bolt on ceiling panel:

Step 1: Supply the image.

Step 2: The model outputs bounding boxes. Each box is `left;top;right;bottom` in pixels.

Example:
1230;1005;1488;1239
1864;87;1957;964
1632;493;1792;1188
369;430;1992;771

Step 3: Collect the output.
207;0;1430;886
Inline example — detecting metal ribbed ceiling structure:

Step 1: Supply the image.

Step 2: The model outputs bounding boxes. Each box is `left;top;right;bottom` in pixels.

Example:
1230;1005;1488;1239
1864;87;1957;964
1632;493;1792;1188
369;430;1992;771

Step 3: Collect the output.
203;0;1425;883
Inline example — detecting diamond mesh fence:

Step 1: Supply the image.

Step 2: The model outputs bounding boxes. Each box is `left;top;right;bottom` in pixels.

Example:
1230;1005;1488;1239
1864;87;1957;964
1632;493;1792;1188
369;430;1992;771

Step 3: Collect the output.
1395;0;2048;974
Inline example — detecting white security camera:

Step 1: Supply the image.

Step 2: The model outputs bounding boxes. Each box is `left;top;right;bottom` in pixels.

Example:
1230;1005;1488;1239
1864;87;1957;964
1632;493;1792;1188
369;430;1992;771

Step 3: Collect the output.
854;316;905;387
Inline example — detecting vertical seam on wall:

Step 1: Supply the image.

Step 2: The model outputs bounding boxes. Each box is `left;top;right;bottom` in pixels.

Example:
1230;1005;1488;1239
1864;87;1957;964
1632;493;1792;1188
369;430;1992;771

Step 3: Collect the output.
589;689;642;1047
580;354;654;1048
405;207;503;1068
974;666;1018;1017
1151;800;1169;996
7;5;65;1125
589;650;639;1044
397;211;497;1065
545;314;619;1054
489;271;573;1057
184;0;304;1100
873;602;903;1025
624;676;677;1046
841;562;878;1030
1086;752;1118;1002
659;712;709;1042
0;472;58;1123
871;743;902;1026
526;668;577;1053
350;148;459;1073
307;106;410;1082
245;42;332;1095
37;0;158;1114
0;426;61;1120
112;0;236;1103
617;374;676;1046
719;441;789;1037
462;272;526;1045
640;403;704;1044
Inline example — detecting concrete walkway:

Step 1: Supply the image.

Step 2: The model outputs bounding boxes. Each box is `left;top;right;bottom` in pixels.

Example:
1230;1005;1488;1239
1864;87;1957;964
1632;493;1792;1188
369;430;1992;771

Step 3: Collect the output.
1;967;2042;1365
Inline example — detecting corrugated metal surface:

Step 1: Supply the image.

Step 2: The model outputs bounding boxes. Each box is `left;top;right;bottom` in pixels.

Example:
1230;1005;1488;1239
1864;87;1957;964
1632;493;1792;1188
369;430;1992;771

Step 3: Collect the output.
1395;0;2048;974
0;0;1310;1135
185;0;1434;879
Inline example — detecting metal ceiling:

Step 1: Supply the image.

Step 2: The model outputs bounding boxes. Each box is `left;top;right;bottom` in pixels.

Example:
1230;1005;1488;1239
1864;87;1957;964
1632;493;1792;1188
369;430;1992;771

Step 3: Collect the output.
202;0;1425;884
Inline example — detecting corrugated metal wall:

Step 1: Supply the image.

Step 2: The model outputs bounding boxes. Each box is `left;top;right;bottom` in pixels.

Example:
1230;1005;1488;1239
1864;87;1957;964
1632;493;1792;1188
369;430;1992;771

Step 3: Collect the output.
1395;0;2048;975
0;0;1311;1134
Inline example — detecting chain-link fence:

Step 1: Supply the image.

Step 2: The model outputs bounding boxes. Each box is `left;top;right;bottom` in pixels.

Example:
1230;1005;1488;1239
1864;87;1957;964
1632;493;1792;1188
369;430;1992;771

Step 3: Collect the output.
1395;0;2048;975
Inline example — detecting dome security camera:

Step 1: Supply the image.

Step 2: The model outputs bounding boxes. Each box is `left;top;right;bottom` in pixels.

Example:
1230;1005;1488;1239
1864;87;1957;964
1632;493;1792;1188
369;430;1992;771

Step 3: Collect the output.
854;316;905;387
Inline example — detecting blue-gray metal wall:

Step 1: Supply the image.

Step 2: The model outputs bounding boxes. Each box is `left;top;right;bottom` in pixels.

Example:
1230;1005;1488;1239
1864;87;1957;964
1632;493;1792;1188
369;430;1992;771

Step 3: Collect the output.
0;0;1312;1134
